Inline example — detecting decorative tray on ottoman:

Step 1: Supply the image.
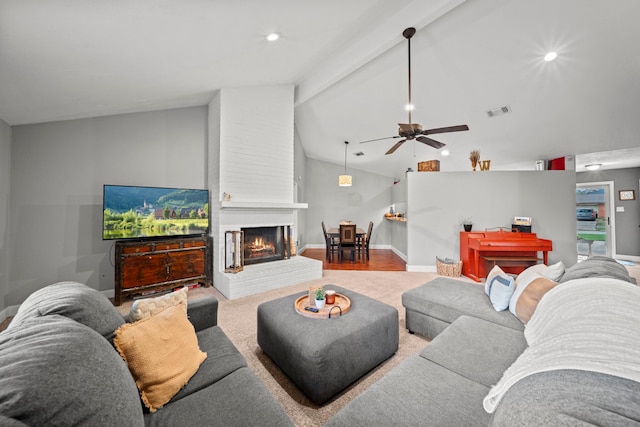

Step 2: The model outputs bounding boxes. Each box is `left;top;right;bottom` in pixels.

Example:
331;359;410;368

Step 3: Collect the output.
294;294;351;319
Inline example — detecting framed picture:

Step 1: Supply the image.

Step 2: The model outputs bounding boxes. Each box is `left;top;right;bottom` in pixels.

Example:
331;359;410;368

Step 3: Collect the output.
618;190;635;201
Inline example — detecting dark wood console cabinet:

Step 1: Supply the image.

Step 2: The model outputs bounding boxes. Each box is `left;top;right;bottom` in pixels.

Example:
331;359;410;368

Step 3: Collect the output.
114;236;212;305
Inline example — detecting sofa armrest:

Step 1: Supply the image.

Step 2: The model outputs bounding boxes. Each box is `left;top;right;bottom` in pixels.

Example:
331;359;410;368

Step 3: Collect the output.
187;295;218;331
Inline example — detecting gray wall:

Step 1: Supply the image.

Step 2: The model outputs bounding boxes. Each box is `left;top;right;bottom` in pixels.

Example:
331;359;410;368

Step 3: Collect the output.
0;119;11;310
5;107;207;308
303;157;394;249
407;171;577;270
389;179;408;259
578;167;640;257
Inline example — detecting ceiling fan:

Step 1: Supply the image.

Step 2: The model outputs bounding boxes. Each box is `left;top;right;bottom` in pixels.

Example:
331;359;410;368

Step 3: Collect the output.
359;27;469;155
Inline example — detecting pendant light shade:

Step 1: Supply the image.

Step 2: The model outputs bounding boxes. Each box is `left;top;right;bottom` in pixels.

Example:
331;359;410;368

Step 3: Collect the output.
339;141;352;187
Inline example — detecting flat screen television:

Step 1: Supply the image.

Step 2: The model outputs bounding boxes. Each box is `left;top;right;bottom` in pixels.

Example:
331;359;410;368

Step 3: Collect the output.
102;184;209;240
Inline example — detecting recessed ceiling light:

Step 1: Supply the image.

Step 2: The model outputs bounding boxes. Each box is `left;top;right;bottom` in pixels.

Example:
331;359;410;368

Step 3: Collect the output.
544;51;557;62
266;33;280;42
585;164;602;170
441;150;450;156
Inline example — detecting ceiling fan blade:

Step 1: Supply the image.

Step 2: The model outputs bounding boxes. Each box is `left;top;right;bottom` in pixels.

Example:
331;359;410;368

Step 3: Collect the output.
358;135;402;144
416;136;446;149
422;124;469;135
385;139;407;155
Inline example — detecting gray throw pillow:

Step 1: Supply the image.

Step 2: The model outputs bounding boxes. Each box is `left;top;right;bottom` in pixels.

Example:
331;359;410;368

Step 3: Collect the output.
7;281;124;342
560;256;634;284
0;315;144;426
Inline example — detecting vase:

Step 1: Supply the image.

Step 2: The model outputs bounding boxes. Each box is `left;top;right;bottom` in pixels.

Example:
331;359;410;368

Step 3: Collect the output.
463;224;472;232
315;298;326;309
470;159;478;171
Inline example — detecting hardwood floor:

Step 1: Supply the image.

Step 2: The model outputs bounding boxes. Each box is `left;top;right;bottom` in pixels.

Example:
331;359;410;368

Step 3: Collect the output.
300;248;406;271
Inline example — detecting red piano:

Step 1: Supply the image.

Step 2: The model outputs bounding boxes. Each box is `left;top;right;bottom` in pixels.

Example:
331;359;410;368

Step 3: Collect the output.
460;230;552;282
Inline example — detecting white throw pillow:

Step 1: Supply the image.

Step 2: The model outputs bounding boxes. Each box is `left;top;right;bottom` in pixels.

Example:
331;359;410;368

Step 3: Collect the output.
542;261;565;281
485;265;516;311
130;287;188;321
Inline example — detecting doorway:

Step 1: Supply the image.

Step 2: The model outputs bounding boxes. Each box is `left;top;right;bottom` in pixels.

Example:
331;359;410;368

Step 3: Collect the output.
576;181;616;260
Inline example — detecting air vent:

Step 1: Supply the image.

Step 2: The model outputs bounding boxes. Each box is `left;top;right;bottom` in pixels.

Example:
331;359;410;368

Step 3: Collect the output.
354;152;365;156
486;105;511;118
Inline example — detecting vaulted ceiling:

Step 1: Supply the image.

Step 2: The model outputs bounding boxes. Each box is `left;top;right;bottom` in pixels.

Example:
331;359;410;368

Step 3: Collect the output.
2;0;639;178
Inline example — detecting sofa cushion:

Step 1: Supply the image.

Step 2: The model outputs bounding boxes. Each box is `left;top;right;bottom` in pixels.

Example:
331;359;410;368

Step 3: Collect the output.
130;286;188;321
419;316;527;387
169;325;247;403
145;367;294;427
559;255;634;283
7;281;124;342
325;354;491;427
0;315;144;426
402;278;524;331
490;370;640;426
114;303;207;412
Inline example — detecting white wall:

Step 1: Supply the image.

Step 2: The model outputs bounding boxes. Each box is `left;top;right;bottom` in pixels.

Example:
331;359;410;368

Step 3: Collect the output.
304;157;394;248
407;171;577;270
0;118;11;310
6;107;207;307
218;85;294;203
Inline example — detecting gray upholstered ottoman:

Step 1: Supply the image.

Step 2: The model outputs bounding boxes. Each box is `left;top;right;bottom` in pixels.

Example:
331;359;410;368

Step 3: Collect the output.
257;285;398;405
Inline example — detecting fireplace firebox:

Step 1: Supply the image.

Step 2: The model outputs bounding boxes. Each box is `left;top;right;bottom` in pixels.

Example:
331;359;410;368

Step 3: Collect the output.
242;226;290;266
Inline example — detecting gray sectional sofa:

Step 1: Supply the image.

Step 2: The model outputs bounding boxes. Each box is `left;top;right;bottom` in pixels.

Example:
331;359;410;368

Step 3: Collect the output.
326;256;640;426
0;282;293;427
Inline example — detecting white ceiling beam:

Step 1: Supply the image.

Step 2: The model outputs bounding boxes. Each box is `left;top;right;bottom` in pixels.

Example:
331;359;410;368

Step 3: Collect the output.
294;0;468;106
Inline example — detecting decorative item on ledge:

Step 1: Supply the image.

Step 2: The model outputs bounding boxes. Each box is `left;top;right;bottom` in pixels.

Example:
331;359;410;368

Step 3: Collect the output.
459;217;473;232
224;230;244;273
469;150;480;171
418;159;440;172
479;160;491;171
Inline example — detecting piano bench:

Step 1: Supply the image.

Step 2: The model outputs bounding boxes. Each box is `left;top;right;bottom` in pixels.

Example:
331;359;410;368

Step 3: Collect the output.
481;256;542;273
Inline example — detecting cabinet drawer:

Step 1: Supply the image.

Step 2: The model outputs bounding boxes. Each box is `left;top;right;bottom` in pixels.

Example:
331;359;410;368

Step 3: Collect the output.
121;244;153;254
156;242;182;251
121;254;168;288
168;249;205;281
182;240;206;249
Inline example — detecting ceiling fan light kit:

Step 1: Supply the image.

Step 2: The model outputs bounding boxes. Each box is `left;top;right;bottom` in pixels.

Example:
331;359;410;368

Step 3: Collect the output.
358;27;469;156
339;141;352;187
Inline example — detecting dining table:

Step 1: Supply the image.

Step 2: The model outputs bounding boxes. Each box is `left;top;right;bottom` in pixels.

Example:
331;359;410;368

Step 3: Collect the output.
327;226;367;263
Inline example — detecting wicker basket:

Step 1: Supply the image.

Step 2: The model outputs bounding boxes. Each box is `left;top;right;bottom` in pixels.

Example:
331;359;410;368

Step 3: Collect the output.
436;258;463;277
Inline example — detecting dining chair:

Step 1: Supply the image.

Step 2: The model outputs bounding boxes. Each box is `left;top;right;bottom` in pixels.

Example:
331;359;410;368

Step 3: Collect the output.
321;222;338;262
364;221;374;261
338;224;358;263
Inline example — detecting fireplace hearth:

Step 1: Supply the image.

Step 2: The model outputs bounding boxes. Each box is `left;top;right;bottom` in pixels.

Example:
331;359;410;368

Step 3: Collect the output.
242;226;290;266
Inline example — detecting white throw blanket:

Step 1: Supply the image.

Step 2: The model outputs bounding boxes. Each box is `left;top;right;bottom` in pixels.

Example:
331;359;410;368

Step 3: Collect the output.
483;277;640;413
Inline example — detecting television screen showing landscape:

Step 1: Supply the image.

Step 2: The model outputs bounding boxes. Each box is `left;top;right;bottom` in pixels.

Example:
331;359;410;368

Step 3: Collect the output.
103;185;209;240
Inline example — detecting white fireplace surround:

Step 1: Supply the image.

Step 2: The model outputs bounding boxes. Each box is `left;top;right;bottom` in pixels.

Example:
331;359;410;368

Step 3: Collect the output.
212;204;322;300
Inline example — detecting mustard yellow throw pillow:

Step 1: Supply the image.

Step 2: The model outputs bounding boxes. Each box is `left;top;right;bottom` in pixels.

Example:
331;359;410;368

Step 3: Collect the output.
114;302;207;412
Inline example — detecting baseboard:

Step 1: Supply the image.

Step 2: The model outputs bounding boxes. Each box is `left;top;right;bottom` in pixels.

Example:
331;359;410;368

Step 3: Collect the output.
406;265;437;272
616;254;640;263
101;289;115;299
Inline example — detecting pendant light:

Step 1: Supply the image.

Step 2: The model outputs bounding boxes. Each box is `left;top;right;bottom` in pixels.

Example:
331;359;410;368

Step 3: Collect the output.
339;141;352;187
